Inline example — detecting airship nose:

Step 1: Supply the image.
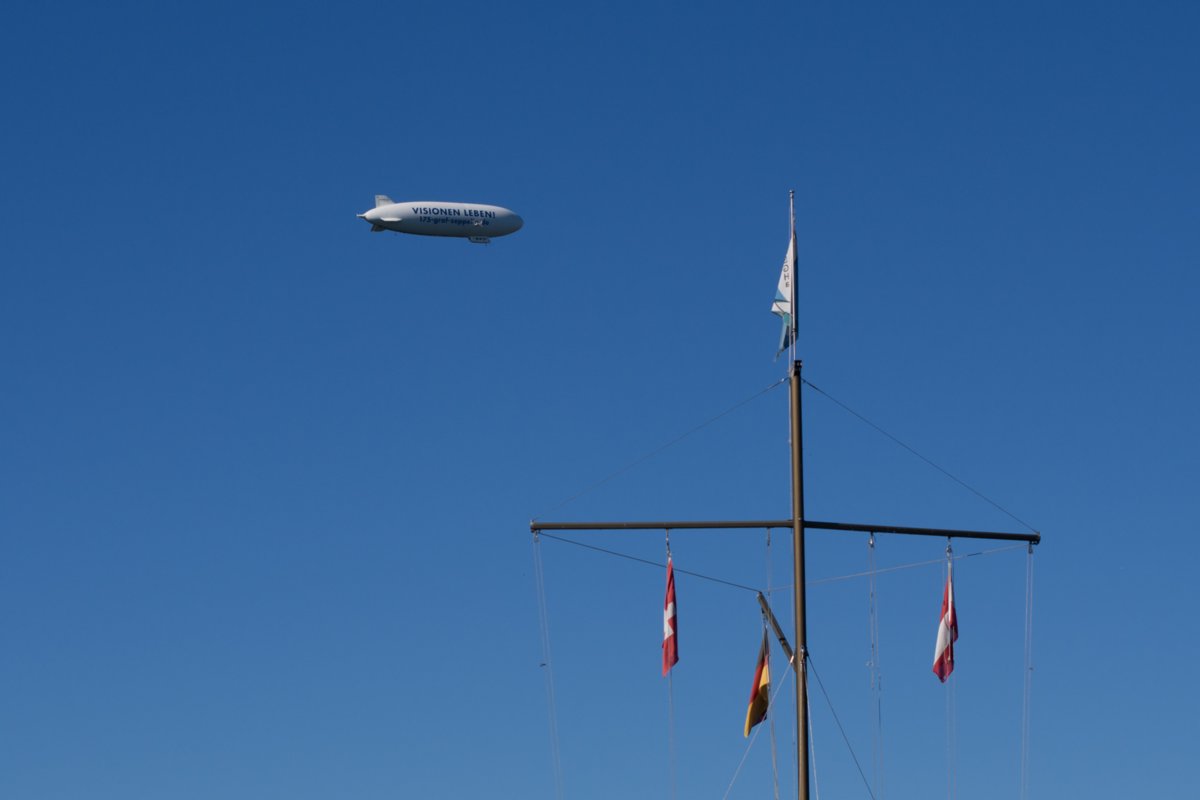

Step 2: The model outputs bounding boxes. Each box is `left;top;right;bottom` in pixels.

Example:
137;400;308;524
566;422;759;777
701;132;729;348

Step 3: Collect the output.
511;214;524;232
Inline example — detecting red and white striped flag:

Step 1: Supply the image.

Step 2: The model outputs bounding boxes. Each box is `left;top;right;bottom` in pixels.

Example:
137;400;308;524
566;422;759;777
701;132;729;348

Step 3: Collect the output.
662;558;678;676
932;565;958;682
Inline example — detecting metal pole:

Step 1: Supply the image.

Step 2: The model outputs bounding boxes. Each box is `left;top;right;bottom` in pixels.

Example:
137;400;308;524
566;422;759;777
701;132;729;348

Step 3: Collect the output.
790;359;808;800
756;592;795;665
529;519;1040;545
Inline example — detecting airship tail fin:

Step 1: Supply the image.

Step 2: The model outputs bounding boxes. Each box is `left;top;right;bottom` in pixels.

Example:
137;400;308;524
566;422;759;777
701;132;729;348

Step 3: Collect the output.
371;224;386;233
374;195;394;208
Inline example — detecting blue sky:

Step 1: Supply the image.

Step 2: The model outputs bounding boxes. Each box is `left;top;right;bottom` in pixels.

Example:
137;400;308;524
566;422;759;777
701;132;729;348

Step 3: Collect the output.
2;2;1197;798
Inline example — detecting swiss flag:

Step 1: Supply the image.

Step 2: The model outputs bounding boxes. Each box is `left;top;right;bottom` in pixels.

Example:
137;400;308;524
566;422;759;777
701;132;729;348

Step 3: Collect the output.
662;558;678;676
932;566;958;682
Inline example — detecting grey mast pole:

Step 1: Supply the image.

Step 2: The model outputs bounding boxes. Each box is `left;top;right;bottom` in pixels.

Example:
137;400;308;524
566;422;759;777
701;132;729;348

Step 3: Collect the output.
791;357;809;800
785;188;809;800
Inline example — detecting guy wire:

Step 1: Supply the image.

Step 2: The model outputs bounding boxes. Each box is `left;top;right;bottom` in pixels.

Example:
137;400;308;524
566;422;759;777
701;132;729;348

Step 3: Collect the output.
802;378;1038;534
531;533;565;800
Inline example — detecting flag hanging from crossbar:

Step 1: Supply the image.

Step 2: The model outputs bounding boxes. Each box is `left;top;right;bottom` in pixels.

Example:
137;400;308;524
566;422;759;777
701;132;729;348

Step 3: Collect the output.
932;565;958;682
662;557;678;676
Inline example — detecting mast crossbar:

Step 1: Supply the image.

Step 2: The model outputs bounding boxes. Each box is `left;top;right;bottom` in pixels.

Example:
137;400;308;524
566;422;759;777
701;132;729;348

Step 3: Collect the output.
531;519;1039;545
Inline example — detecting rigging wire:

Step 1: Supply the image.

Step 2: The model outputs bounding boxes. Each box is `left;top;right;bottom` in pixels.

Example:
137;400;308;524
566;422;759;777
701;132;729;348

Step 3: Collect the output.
944;546;957;800
666;672;677;800
807;653;878;800
946;674;957;800
537;532;1025;594
766;530;781;800
531;533;566;800
531;377;788;521
867;534;885;800
536;532;761;593
1020;544;1035;800
721;648;796;800
807;543;1026;586
801;378;1039;534
665;533;678;800
807;660;821;800
790;635;798;800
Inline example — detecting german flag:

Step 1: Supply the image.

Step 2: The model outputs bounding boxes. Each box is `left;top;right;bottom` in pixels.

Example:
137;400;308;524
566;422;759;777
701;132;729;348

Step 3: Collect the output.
743;630;770;737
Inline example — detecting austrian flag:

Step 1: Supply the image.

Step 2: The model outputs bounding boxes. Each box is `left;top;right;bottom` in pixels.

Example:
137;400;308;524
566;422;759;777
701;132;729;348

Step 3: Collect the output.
932;565;958;682
662;558;678;676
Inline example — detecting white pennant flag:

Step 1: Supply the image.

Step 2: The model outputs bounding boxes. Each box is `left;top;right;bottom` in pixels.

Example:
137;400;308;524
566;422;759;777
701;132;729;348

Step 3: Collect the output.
771;195;797;357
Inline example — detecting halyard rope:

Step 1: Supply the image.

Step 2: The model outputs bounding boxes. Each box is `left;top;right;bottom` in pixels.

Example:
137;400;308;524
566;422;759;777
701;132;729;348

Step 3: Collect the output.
531;533;565;800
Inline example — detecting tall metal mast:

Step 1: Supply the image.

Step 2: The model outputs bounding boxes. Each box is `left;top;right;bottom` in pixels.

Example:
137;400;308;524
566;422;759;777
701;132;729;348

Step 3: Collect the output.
789;357;809;800
786;186;810;800
530;190;1040;800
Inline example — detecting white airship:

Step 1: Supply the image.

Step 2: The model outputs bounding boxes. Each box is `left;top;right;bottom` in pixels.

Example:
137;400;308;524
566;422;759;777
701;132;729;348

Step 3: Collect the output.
358;196;523;244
